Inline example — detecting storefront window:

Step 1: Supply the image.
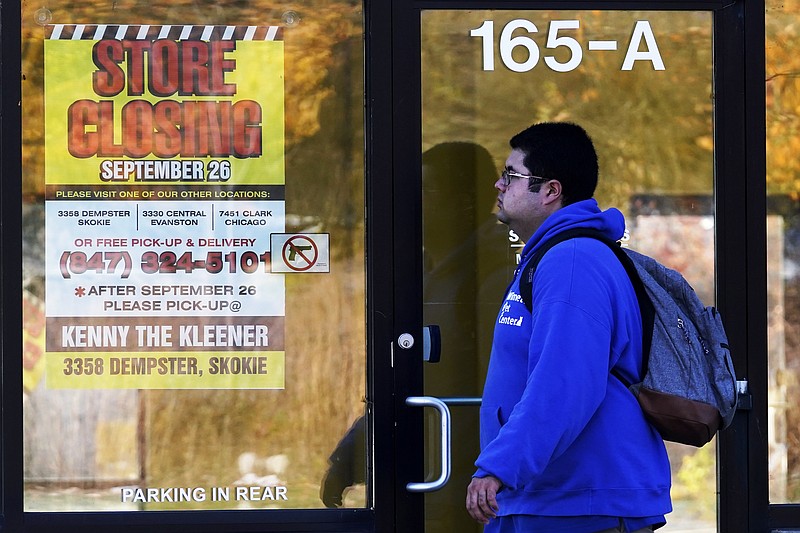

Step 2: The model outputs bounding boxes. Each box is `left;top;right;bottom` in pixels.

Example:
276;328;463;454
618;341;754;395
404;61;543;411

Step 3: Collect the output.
766;0;800;505
21;0;366;511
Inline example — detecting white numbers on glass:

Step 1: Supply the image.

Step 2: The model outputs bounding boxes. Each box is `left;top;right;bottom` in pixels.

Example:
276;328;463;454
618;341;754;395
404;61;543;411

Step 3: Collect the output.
622;20;665;71
470;20;496;71
470;19;664;72
499;19;540;73
544;20;582;72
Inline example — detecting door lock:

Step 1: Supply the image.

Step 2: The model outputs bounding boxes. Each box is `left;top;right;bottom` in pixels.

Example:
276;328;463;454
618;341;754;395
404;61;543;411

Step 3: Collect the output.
397;333;414;349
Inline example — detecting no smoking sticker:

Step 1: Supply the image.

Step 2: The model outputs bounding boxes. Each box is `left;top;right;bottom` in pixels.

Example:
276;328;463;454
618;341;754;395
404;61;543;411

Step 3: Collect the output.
270;233;330;273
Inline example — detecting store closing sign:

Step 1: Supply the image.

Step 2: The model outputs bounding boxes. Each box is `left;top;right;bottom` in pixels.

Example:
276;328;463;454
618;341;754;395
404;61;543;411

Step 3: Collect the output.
43;25;287;389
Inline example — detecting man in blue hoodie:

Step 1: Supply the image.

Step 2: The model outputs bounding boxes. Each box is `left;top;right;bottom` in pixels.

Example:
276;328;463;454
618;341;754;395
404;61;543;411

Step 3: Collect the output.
465;122;671;532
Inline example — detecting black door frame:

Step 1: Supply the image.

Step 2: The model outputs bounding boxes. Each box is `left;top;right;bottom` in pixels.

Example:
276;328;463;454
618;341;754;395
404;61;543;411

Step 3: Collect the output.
0;0;381;531
384;1;778;532
713;0;770;531
0;0;791;531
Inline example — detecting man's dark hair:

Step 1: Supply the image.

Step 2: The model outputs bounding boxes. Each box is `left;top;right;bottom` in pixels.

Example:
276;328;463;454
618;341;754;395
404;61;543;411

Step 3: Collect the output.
509;122;598;205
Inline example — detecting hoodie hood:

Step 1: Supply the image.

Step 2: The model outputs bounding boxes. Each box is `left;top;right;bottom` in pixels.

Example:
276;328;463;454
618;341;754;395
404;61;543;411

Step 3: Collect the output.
520;198;626;264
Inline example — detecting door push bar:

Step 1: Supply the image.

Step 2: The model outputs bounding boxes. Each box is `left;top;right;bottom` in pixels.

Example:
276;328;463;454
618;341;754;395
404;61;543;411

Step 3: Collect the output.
405;396;451;492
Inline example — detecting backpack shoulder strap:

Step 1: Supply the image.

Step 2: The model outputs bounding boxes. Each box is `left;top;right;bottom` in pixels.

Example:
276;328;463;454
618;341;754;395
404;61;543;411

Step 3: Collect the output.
518;228;655;382
519;228;606;313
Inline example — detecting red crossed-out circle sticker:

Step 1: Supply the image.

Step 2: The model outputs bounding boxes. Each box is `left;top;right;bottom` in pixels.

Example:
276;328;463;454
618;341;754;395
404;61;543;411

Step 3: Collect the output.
281;235;319;271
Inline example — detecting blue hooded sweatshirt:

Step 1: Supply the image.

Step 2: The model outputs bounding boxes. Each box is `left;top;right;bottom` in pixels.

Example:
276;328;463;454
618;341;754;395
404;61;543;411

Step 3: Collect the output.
474;199;672;523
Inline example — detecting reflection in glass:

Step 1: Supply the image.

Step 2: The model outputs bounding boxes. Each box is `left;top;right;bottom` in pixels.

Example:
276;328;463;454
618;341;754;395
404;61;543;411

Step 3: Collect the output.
21;0;366;511
422;142;514;533
766;0;800;504
421;9;715;532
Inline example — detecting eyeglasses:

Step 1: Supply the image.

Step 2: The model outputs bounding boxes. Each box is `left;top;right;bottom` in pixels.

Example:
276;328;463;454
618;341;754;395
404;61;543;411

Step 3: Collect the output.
500;168;549;187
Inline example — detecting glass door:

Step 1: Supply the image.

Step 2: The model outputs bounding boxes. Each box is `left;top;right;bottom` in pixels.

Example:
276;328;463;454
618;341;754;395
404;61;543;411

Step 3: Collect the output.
766;0;800;507
418;9;719;532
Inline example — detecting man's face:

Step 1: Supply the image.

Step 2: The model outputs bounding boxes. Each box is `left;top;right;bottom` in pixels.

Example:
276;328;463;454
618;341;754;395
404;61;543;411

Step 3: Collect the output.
494;148;548;240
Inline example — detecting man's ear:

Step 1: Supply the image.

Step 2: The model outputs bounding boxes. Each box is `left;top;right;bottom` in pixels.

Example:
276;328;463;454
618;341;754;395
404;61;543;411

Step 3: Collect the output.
542;180;563;206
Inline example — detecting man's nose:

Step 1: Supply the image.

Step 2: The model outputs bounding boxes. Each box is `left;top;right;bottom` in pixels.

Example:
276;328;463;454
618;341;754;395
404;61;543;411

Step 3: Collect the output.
494;177;505;190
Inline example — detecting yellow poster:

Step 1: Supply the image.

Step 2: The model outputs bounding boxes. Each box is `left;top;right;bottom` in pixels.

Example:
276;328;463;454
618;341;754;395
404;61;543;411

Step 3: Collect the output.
44;24;284;185
43;25;287;389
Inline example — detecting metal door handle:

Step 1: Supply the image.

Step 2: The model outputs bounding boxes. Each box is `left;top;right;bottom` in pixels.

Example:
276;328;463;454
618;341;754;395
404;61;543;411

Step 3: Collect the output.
405;396;451;492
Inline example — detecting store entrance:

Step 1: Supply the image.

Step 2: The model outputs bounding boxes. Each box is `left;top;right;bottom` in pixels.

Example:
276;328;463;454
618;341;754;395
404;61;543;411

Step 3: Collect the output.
406;8;728;533
0;0;784;531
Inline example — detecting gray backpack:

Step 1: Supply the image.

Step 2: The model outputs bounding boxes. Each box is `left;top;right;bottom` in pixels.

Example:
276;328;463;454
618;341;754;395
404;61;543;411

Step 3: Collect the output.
520;228;738;447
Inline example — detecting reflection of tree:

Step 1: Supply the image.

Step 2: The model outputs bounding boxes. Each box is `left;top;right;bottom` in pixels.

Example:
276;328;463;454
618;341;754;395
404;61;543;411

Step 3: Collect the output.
21;0;367;508
768;0;800;502
768;0;800;199
421;10;714;212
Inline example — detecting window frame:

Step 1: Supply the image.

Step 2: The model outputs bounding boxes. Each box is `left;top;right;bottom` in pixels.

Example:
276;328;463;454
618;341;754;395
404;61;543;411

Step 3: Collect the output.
0;0;786;531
